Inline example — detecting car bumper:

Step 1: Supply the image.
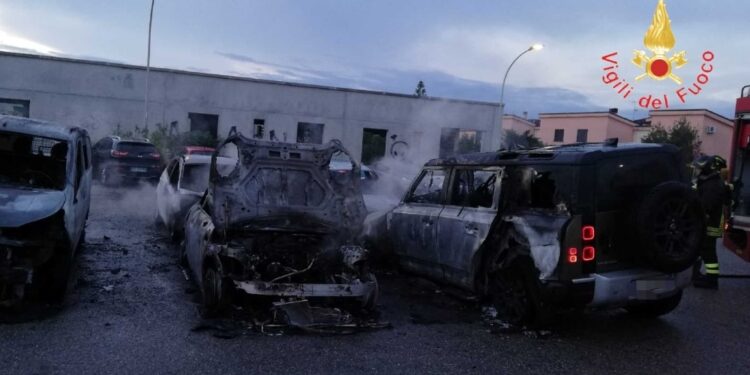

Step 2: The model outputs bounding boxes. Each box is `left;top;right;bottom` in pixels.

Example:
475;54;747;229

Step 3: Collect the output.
233;280;377;298
573;268;692;307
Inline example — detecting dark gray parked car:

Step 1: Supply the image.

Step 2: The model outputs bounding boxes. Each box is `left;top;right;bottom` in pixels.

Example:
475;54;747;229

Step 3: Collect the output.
183;134;377;317
387;141;704;326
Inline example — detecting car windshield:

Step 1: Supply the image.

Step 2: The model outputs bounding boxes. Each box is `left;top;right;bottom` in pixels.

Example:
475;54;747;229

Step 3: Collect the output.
0;130;68;190
117;142;157;155
180;164;210;192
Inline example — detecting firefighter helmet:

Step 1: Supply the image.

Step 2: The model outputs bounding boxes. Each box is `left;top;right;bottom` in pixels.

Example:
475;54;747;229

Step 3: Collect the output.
694;155;727;175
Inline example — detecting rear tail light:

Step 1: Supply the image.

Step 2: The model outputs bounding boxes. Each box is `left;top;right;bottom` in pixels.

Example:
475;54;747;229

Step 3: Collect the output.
582;246;596;261
111;150;128;157
567;248;578;263
582;226;595;241
150;152;161;159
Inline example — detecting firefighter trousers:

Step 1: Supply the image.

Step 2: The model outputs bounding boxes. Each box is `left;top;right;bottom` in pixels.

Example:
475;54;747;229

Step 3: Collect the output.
700;235;720;275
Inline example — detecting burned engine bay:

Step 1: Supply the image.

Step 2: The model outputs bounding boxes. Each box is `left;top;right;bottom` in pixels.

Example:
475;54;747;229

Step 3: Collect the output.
183;133;382;332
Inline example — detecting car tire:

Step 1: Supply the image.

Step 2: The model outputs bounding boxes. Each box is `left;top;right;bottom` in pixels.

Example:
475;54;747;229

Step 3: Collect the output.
35;248;73;305
489;257;546;328
360;272;379;313
100;167;109;186
201;264;231;318
625;291;683;318
635;182;704;273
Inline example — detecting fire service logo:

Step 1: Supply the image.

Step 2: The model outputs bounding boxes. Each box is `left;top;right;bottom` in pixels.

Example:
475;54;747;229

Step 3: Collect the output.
600;0;714;109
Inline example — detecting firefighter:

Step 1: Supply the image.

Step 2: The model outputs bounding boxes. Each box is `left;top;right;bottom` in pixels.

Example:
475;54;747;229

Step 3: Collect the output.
693;155;727;289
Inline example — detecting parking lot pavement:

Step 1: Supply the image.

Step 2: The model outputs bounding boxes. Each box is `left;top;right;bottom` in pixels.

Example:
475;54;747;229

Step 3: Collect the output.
1;185;750;374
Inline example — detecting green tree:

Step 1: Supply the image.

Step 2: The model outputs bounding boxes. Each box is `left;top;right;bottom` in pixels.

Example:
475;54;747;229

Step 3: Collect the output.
641;117;700;162
503;129;544;149
668;118;701;162
641;124;669;143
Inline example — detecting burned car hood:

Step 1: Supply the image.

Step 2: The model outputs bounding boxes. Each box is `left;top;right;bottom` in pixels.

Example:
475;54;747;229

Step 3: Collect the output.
208;136;367;240
0;186;65;227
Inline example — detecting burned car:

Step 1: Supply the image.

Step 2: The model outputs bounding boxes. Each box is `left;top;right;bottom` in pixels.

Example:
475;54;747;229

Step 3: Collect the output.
156;154;236;240
0;115;92;305
183;134;377;318
387;141;703;327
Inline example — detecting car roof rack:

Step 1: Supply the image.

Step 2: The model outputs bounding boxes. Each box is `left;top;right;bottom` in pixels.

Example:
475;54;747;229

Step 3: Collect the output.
544;138;619;150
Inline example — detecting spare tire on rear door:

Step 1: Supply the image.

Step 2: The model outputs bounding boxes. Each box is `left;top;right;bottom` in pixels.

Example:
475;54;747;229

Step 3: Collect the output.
635;181;704;273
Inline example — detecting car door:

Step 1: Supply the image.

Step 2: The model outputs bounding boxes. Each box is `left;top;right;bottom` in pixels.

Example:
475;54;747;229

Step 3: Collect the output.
156;159;180;228
388;167;447;280
437;167;502;288
71;137;91;251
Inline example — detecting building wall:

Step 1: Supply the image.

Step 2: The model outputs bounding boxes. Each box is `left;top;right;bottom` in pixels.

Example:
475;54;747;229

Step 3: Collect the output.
538;113;635;145
606;117;637;141
648;111;734;160
0;52;498;163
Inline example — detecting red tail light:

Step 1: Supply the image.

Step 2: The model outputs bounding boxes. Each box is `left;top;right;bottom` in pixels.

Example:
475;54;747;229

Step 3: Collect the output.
567;247;578;263
150;152;161;159
582;226;595;241
582;246;596;261
111;150;128;157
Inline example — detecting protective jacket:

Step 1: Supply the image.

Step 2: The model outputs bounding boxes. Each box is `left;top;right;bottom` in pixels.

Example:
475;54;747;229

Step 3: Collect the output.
697;172;726;237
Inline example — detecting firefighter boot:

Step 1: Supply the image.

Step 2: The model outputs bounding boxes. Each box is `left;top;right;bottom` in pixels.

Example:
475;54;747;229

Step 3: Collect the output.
693;274;718;290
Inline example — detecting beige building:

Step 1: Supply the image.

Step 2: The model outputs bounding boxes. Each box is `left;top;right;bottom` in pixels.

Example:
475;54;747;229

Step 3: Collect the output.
537;109;636;145
534;108;734;161
646;109;734;160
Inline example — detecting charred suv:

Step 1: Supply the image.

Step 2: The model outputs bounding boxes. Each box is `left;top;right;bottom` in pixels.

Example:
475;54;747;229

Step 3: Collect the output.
387;141;703;326
183;134;376;316
0;116;92;305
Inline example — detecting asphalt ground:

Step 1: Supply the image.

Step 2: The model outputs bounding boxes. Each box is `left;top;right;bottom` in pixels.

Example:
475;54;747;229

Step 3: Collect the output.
2;185;750;374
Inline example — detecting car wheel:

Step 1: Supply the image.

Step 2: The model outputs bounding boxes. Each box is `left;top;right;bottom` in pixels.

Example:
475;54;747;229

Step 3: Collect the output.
201;264;231;318
625;291;683;318
100;167;109;186
360;272;379;312
35;248;73;304
636;182;704;273
489;257;545;328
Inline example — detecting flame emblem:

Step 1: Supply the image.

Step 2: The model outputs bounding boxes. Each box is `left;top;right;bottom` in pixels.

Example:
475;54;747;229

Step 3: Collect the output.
632;0;687;84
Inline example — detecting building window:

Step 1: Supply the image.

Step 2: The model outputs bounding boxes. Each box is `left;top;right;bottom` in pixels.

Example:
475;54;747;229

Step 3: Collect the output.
0;98;30;117
554;129;564;142
297;122;324;144
576;129;588;143
440;128;482;158
253;119;265;139
188;112;219;139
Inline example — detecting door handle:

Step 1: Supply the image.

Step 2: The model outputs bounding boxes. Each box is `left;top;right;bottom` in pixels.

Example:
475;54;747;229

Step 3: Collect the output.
464;224;478;235
421;217;433;225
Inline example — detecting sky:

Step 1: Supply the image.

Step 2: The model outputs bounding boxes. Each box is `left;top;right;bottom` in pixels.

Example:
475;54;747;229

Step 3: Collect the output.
0;0;747;119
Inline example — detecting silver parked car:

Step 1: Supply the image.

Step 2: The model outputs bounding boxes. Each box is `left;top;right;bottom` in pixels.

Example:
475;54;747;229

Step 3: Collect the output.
155;154;236;240
183;135;377;317
0;115;92;305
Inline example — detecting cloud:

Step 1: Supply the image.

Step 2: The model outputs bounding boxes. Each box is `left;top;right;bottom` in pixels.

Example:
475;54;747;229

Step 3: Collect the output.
0;29;59;55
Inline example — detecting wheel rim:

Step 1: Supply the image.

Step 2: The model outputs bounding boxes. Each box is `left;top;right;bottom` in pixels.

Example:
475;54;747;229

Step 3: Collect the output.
491;271;529;325
651;198;699;258
203;268;221;309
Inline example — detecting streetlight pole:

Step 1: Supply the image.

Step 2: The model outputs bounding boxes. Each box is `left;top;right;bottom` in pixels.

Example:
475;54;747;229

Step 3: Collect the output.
144;0;155;130
492;43;543;150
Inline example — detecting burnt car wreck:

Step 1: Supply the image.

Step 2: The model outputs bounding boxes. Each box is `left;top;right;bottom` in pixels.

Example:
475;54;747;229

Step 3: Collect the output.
183;134;378;326
0;116;92;306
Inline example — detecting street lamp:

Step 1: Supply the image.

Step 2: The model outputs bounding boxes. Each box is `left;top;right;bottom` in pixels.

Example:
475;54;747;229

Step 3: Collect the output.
492;43;544;150
144;0;155;129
